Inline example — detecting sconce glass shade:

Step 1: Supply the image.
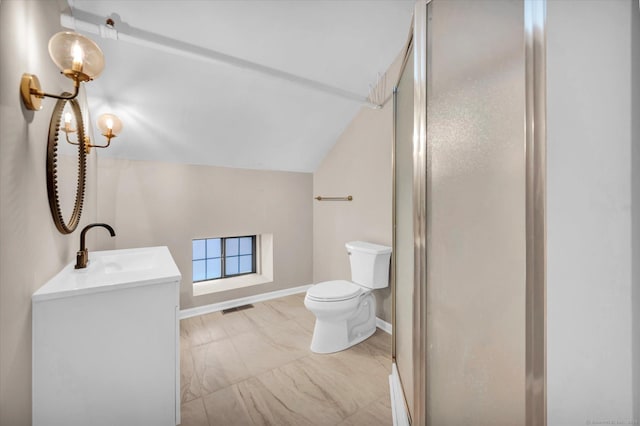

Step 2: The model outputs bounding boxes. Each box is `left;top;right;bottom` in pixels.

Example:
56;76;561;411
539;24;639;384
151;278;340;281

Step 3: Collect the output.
48;32;105;81
97;113;122;136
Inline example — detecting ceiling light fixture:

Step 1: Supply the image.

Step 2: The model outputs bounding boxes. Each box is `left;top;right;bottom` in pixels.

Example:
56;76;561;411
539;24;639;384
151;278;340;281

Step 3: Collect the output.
20;31;105;111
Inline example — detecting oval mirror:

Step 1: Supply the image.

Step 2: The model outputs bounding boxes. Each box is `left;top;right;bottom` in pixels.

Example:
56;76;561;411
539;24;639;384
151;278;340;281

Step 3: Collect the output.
47;95;87;234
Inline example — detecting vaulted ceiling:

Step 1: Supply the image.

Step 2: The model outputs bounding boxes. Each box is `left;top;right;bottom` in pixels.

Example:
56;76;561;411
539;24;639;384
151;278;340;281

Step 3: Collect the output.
68;0;414;172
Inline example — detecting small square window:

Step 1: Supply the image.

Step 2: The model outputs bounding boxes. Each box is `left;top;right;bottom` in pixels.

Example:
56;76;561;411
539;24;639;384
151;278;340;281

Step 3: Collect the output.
239;255;253;273
192;235;256;282
206;258;222;280
193;239;206;261
239;237;253;255
206;238;221;258
193;259;206;282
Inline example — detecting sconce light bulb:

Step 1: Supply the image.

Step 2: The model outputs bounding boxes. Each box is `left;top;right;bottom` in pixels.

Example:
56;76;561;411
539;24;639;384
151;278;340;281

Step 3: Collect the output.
71;41;84;72
63;111;75;133
97;113;122;138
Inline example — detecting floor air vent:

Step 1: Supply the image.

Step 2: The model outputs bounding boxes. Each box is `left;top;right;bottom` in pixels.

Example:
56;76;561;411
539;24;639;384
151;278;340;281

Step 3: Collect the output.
222;304;254;315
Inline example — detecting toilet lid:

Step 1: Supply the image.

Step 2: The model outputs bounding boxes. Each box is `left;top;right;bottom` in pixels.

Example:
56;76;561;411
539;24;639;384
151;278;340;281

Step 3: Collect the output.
307;280;362;302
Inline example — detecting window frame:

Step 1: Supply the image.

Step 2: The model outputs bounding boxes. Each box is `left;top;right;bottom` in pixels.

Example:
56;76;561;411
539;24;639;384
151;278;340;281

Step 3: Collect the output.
192;235;257;283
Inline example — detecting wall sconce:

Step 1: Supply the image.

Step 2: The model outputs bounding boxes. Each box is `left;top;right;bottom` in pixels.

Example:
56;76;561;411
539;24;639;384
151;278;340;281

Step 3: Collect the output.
27;31;123;235
20;31;104;111
63;112;122;154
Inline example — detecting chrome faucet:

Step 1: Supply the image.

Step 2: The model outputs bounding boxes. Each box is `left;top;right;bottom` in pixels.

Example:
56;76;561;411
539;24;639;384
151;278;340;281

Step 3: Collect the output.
75;223;116;269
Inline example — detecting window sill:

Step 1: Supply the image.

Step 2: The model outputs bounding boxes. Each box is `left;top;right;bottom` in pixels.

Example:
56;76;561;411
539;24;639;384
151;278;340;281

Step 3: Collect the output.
192;273;272;296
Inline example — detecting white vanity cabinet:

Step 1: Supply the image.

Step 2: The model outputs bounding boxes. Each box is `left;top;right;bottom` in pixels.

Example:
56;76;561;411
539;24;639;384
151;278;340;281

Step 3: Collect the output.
32;246;181;426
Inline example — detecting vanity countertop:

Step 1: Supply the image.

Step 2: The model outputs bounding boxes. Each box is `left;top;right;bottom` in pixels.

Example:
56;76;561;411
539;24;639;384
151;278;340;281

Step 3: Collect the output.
33;246;181;302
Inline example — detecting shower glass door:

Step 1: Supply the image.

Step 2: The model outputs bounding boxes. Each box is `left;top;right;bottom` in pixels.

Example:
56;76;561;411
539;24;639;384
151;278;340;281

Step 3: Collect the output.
392;43;415;420
424;1;527;424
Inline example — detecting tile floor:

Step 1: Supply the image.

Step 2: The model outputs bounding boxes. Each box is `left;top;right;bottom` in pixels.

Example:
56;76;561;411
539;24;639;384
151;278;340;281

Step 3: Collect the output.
179;293;392;426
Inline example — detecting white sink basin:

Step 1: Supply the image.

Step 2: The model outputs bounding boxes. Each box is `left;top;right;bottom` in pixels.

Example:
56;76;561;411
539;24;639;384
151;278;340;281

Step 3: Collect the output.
99;250;157;274
33;246;181;302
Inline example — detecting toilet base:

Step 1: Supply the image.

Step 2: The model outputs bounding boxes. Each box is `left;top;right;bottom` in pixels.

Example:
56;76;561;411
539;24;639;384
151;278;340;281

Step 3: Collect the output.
308;293;377;354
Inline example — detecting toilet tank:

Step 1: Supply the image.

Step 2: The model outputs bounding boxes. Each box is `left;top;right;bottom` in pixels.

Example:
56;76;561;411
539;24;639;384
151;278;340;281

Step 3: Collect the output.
346;241;392;289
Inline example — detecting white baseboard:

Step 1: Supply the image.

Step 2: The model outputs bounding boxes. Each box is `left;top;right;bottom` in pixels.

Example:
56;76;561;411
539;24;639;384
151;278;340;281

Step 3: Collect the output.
390;363;410;426
376;317;392;334
179;284;313;319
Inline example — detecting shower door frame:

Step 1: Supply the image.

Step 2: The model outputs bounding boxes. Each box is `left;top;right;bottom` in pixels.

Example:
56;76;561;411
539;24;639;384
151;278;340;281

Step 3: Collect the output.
390;1;429;423
524;1;547;424
410;1;429;425
391;1;429;423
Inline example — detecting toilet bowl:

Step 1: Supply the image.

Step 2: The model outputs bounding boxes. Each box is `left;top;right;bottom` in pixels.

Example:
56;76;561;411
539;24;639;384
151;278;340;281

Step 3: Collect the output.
305;241;391;354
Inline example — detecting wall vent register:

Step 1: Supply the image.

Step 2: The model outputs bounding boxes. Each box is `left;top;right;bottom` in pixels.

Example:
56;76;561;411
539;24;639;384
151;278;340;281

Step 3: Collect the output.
192;236;256;282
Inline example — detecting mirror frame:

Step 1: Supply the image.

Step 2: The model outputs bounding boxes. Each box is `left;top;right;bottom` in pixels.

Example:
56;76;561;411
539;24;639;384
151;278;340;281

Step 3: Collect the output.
47;94;87;234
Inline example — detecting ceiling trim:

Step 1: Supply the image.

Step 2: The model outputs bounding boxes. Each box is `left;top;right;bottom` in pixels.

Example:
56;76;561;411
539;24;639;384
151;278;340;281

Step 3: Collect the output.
62;10;382;108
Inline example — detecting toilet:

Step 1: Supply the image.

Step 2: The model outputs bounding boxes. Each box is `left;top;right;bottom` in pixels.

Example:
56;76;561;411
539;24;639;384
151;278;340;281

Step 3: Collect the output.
304;241;392;354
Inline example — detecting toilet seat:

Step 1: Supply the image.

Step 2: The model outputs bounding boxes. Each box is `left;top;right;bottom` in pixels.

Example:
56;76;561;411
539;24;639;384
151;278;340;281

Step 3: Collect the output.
306;280;362;302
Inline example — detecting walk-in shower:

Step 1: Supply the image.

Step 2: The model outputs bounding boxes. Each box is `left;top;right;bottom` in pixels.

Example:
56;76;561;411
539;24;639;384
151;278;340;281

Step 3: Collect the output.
391;1;546;424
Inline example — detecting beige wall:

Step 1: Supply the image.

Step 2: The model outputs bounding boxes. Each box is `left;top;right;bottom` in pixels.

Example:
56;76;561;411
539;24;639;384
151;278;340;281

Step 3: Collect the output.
312;53;402;322
94;157;313;309
0;1;98;424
